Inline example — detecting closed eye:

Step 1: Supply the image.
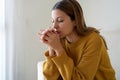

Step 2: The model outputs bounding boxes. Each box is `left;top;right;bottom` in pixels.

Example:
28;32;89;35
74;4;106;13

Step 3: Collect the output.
58;20;64;23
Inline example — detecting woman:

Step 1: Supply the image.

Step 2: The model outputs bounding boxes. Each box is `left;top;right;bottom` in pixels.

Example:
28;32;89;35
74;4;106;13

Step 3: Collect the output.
38;0;116;80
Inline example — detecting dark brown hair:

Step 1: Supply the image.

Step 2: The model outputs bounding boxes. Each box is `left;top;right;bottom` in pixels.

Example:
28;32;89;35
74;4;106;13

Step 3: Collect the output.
52;0;99;36
52;0;108;49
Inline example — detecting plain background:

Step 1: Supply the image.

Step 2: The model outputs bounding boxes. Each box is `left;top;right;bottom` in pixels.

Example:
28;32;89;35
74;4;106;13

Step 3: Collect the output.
5;0;120;80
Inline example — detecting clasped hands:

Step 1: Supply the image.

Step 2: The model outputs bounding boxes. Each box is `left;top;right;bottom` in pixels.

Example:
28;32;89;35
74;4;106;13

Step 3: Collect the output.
38;28;64;56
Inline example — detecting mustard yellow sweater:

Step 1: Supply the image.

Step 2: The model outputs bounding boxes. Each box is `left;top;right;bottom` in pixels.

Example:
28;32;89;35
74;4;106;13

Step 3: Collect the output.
42;32;116;80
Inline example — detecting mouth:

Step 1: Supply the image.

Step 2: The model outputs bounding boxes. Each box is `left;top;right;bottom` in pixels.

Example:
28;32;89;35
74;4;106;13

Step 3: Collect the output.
56;31;61;35
55;31;60;34
54;29;60;34
55;31;61;37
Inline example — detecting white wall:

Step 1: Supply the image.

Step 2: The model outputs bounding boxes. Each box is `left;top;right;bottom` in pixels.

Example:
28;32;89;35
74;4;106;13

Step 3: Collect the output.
5;0;120;80
80;0;120;79
21;0;57;80
101;30;120;79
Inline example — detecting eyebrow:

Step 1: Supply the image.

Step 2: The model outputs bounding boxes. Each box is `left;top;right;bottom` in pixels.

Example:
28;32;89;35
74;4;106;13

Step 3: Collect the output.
57;16;63;19
52;16;64;20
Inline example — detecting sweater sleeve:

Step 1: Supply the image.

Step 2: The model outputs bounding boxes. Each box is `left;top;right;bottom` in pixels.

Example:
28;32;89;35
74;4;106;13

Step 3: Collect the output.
42;51;60;80
52;51;74;80
52;33;104;80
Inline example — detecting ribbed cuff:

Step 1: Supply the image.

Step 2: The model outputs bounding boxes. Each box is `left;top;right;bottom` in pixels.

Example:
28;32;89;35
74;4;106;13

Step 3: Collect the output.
44;51;56;60
52;51;69;66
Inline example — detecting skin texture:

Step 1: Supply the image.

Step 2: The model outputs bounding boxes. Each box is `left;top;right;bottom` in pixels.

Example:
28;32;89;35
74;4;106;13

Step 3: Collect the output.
38;9;80;56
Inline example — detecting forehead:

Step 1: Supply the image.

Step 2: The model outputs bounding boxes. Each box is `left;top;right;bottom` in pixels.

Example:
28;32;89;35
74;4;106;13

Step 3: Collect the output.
51;9;69;19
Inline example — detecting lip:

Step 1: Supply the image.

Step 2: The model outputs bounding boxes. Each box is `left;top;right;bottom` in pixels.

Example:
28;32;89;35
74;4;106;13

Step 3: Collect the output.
53;29;62;36
53;29;58;33
56;31;60;34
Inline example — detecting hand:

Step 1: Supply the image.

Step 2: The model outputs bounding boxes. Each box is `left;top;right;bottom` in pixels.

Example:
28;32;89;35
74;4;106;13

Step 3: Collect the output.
38;28;64;56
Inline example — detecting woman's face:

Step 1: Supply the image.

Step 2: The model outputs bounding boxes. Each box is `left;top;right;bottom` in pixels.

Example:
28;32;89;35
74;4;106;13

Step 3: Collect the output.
51;9;75;38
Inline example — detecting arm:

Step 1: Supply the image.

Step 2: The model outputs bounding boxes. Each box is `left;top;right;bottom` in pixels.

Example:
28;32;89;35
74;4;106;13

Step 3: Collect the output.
43;51;60;80
39;28;102;80
51;34;103;80
39;28;63;79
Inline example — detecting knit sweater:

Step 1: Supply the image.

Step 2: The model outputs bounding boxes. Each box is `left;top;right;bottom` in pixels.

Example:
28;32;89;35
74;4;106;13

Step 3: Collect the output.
42;32;116;80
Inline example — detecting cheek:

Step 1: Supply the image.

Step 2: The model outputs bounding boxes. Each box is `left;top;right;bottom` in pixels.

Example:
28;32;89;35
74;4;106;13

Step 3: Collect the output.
61;24;74;33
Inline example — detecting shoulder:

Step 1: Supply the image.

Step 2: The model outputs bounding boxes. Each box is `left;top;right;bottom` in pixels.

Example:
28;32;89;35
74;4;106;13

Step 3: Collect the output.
82;31;102;42
84;31;105;49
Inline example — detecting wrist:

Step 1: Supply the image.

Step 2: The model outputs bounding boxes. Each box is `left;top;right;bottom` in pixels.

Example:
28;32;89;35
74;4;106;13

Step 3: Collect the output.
55;47;64;56
48;47;56;57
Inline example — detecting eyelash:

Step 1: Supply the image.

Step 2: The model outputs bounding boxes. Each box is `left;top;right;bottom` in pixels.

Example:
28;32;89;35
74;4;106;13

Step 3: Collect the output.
52;20;64;23
58;20;64;22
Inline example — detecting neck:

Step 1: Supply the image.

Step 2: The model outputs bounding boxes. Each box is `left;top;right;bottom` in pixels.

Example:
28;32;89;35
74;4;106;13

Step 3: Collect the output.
66;32;80;43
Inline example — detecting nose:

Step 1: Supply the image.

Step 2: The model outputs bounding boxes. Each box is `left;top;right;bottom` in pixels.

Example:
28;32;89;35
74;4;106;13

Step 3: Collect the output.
53;22;58;29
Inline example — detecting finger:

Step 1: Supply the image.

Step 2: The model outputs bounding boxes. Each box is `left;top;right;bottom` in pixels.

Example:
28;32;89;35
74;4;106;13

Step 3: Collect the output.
38;29;51;41
38;32;42;37
46;30;53;37
47;27;53;32
38;29;45;34
40;34;48;43
39;29;49;35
